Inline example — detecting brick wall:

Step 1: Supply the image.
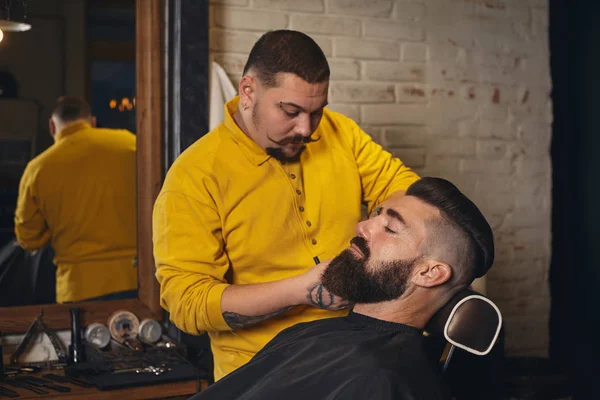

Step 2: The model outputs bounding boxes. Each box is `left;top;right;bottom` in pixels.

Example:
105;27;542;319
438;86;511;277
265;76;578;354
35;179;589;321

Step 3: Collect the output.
209;0;552;358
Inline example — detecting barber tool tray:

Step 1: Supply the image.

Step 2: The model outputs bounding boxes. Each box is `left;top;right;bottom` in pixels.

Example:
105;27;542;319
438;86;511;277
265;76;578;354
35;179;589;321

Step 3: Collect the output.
64;343;199;390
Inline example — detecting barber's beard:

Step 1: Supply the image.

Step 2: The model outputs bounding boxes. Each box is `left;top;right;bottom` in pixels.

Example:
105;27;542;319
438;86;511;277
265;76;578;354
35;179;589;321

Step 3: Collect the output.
265;145;306;163
322;237;418;303
251;101;307;162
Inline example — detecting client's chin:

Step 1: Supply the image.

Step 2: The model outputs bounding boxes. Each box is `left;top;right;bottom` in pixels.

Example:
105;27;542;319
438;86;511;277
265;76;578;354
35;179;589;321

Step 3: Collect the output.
321;249;364;301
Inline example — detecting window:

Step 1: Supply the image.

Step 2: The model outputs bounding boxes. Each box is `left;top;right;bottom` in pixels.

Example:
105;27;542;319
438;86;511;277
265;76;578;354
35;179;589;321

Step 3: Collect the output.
86;0;136;133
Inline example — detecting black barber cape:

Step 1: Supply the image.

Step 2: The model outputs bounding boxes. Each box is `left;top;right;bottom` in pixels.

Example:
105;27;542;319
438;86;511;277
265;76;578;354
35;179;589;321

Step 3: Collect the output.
193;311;447;400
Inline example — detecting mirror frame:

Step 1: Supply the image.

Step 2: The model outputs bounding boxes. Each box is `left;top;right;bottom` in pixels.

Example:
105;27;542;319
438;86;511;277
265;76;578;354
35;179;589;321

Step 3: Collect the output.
0;0;164;333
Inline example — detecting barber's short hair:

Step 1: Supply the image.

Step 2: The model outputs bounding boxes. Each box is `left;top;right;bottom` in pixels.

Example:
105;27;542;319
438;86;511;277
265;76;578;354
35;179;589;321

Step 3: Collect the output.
51;96;92;123
406;177;494;280
242;30;330;87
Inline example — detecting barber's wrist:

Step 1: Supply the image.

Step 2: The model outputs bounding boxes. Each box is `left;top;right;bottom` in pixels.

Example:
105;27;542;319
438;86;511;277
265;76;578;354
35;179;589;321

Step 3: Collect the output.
287;274;311;306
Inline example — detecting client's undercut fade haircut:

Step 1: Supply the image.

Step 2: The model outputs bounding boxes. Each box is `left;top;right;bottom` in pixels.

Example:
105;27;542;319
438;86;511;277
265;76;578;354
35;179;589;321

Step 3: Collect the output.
406;177;495;280
52;96;92;123
242;30;330;88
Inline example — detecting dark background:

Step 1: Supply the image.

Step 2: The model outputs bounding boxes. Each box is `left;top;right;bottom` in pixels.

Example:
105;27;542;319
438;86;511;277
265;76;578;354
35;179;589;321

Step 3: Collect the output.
550;0;600;398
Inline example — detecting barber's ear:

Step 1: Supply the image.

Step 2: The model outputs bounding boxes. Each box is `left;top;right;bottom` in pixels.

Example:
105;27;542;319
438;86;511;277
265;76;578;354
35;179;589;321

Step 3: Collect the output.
412;260;452;288
49;118;56;138
238;75;256;104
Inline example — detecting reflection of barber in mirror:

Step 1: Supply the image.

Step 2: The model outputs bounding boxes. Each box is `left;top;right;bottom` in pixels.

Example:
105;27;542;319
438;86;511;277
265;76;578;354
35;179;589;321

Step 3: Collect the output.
153;29;420;381
191;177;495;400
14;96;138;303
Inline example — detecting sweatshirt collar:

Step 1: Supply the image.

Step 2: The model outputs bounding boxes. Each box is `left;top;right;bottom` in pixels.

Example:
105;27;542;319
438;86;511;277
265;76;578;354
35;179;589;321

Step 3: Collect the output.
55;121;91;142
223;96;271;166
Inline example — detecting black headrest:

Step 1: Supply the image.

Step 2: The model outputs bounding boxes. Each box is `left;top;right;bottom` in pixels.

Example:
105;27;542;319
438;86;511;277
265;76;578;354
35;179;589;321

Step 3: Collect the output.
424;289;502;356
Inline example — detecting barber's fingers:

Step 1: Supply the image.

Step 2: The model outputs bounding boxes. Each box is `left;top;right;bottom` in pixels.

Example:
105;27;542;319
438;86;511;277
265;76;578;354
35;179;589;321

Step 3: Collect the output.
333;301;354;310
325;299;353;310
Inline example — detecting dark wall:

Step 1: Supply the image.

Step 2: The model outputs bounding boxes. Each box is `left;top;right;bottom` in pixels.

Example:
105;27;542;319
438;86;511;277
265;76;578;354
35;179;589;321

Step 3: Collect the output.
162;0;212;380
164;0;209;170
550;0;600;398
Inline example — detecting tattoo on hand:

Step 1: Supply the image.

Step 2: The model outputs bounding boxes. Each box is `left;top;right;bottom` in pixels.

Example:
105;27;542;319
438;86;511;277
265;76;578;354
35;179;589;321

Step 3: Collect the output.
307;284;335;309
223;306;294;330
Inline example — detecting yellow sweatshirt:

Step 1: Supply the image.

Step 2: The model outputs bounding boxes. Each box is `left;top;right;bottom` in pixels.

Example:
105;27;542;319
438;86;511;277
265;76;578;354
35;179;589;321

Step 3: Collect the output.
14;122;137;303
153;97;420;380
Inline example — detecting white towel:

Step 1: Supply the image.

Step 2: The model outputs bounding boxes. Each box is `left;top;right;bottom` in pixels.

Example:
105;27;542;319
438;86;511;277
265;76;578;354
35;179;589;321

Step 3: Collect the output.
209;61;238;131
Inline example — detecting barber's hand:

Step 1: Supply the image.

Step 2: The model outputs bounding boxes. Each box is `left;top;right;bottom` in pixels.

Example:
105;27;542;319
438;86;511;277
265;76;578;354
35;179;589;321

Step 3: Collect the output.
300;261;353;311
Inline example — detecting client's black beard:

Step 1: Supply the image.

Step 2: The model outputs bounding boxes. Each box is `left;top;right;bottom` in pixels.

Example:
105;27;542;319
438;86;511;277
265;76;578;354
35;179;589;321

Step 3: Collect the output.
265;145;306;162
322;236;417;304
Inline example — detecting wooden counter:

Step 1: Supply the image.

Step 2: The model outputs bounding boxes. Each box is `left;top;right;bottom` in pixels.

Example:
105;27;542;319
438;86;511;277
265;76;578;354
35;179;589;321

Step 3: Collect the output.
0;370;208;399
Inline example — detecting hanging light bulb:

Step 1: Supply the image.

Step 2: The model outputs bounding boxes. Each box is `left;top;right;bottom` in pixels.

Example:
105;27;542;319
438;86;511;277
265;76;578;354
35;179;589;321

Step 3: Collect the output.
0;28;4;43
0;0;32;32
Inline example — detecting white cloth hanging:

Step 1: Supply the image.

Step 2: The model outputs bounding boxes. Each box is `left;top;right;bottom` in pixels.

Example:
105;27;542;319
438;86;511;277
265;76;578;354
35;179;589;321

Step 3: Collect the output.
209;61;237;131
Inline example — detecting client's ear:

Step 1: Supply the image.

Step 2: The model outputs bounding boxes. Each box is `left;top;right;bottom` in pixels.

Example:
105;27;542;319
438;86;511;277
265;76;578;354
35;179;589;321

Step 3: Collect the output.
412;260;452;288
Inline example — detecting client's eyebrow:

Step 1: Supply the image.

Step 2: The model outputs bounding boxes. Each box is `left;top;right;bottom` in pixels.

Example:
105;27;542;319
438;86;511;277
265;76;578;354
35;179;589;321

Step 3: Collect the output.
386;208;407;226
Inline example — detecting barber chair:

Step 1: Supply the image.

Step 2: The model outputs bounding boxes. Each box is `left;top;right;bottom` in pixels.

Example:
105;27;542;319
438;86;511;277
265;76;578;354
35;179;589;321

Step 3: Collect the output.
424;289;504;400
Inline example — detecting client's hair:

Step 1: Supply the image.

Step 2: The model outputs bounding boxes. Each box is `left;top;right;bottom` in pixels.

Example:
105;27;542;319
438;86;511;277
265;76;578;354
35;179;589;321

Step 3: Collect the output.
406;177;494;282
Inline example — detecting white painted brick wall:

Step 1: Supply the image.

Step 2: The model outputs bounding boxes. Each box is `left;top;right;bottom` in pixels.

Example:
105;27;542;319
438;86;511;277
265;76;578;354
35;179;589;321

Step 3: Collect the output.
328;0;394;17
335;37;400;60
210;0;552;358
330;82;395;103
290;15;361;36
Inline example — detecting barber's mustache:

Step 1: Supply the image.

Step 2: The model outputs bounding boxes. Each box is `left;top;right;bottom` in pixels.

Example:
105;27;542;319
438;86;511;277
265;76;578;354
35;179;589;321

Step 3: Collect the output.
268;134;321;146
350;236;370;259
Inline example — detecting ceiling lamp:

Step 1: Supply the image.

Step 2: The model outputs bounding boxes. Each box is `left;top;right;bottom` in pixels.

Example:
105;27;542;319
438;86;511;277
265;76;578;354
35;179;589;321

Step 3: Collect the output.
0;0;31;33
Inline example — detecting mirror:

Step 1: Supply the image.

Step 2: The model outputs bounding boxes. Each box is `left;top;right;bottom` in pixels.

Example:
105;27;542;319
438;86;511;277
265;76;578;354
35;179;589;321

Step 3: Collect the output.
0;0;163;332
0;0;137;307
